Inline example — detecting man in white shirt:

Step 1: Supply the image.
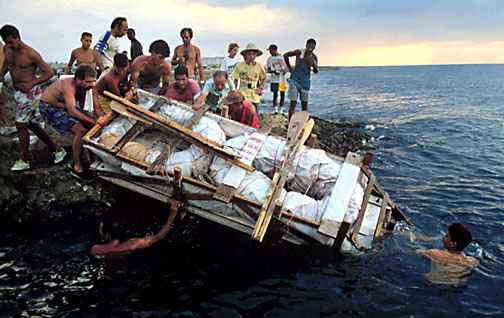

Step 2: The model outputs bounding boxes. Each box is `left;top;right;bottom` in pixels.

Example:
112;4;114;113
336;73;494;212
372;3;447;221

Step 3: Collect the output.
266;44;288;113
219;43;240;75
95;17;128;70
193;70;235;112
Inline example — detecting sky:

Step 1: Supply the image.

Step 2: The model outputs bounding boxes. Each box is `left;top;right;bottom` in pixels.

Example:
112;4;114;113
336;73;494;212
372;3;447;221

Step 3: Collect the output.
1;0;504;66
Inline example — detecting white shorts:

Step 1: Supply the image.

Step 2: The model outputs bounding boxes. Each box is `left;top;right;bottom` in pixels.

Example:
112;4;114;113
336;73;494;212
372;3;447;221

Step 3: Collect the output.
288;81;309;103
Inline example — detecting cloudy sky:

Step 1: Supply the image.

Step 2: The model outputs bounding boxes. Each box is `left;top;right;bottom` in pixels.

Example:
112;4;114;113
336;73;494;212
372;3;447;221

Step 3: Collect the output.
2;0;504;66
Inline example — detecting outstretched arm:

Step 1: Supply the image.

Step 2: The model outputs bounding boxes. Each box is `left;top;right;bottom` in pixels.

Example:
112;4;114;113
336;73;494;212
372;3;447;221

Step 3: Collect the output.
63;83;95;126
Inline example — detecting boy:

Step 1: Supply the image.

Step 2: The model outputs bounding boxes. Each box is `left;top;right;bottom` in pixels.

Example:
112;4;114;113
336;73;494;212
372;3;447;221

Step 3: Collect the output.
65;32;103;75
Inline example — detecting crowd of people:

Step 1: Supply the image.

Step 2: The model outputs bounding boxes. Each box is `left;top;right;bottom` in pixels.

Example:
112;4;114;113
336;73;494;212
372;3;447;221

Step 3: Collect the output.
0;17;319;174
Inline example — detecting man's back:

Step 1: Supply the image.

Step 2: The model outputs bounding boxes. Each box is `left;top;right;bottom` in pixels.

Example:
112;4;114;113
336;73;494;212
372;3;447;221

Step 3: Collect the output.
130;39;143;60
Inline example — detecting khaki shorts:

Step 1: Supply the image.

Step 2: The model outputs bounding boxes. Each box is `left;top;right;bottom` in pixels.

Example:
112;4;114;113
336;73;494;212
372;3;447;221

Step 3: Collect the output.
287;81;309;103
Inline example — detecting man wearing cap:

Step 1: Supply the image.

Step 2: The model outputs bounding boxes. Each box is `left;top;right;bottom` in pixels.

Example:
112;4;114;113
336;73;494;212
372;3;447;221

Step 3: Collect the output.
193;70;235;112
284;38;319;119
223;90;260;128
266;44;288;114
231;43;267;111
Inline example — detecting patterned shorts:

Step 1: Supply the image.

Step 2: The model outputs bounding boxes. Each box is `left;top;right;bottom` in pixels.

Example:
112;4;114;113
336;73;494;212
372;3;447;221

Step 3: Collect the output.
39;101;79;134
13;85;43;124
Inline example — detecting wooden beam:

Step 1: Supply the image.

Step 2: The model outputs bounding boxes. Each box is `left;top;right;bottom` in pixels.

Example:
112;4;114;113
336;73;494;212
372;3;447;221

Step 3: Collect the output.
350;172;376;242
374;194;389;238
103;91;254;172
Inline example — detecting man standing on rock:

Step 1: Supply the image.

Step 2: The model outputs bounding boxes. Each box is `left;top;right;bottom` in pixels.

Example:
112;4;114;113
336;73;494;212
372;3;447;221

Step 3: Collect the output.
127;28;143;61
130;40;171;95
172;28;205;84
65;32;103;75
266;44;288;114
39;65;106;177
95;17;128;70
284;38;319;120
0;25;67;171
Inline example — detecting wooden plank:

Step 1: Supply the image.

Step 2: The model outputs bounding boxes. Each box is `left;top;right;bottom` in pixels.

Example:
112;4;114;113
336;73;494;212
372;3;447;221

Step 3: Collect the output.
147;104;210;175
253;115;315;242
318;152;362;239
82;111;116;143
103;91;254;172
374;193;390;238
110;100;151;124
350;172;376;242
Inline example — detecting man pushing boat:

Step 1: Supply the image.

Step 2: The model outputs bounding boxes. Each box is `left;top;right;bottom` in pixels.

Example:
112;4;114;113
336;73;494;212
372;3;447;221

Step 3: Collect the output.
130;40;171;95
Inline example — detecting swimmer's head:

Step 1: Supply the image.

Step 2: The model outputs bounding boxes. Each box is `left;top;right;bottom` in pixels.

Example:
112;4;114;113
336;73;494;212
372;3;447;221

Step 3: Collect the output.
444;223;473;252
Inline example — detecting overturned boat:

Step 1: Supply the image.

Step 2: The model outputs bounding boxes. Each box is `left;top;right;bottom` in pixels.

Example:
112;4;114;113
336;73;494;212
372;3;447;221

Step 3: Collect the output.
83;90;411;252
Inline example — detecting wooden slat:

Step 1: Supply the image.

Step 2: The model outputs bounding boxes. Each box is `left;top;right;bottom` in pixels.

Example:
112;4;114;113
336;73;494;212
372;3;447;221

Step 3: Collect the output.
82;111;116;143
253;115;314;242
104;91;255;172
318;152;362;239
374;193;390;238
351;172;376;242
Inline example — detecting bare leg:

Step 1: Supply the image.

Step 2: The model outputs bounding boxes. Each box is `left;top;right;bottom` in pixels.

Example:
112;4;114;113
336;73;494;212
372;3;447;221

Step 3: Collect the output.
301;101;308;112
15;122;30;162
70;122;87;173
28;123;58;153
288;100;297;120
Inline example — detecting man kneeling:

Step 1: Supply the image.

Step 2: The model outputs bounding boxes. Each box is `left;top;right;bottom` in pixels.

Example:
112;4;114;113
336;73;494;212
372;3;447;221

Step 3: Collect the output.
39;65;106;175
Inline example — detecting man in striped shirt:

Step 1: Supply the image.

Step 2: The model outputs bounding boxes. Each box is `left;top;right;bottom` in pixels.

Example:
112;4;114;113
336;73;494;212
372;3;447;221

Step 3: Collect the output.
95;17;128;70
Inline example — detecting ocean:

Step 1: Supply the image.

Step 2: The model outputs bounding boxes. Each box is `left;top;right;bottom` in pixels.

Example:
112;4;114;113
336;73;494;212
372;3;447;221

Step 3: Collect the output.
1;65;503;317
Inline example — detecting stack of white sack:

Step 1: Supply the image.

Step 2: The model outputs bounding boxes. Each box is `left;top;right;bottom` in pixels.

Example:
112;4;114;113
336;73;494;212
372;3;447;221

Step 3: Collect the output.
217;134;343;200
210;154;287;220
282;182;364;226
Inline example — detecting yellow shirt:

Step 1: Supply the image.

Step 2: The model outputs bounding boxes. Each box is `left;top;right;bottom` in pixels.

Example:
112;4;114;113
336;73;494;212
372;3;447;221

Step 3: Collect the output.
231;61;267;104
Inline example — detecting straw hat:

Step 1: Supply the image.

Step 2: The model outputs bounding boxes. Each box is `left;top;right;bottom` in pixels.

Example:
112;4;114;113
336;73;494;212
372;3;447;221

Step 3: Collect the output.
240;43;263;56
223;90;245;105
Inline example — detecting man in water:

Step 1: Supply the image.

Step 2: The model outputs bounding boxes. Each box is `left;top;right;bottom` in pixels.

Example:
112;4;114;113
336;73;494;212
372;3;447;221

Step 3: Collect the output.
284;38;319;119
220;43;240;75
223;90;260;128
193;70;235;112
266;44;288;113
127;28;143;61
95;17;128;70
96;53;130;113
417;223;479;286
65;32;103;75
231;43;267;110
130;40;171;95
39;65;106;176
0;25;67;171
172;28;205;83
165;65;201;104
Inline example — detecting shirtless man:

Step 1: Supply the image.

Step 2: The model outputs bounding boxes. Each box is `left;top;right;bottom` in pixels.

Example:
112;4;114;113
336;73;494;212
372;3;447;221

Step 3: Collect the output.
65;32;103;75
417;223;479;286
284;38;319;119
96;53;130;113
171;28;204;83
39;65;106;175
130;40;171;95
0;25;66;171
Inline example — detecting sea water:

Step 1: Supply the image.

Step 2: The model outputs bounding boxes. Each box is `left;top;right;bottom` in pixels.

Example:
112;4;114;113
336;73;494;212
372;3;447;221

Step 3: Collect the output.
1;64;503;316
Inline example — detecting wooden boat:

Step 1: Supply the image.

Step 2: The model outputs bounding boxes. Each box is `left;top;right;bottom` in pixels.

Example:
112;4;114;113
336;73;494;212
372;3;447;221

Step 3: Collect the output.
83;90;411;252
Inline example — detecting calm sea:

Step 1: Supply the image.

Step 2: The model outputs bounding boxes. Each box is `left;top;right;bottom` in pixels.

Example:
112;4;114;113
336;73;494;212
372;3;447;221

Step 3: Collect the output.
1;65;503;317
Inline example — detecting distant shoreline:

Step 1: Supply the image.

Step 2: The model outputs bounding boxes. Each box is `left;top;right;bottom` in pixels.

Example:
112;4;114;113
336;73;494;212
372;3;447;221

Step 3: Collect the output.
319;63;504;69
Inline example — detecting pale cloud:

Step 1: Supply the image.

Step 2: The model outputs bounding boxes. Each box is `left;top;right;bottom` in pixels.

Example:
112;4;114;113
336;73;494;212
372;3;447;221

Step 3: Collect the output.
319;40;504;66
